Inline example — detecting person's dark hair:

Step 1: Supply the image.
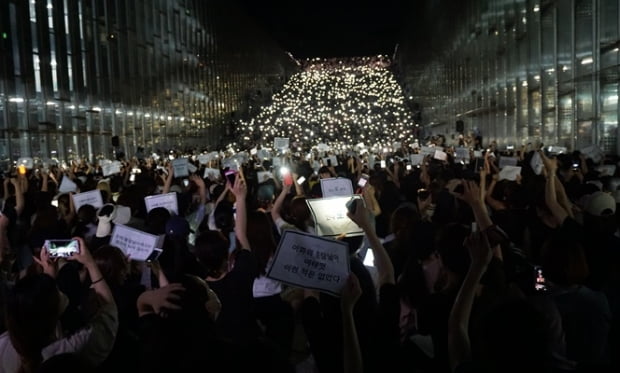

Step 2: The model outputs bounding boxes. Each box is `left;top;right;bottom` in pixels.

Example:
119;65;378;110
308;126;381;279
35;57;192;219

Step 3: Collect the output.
540;237;589;287
92;245;129;287
214;201;234;234
390;203;420;243
288;196;311;232
246;210;277;276
146;207;171;235
77;204;97;224
194;230;230;278
435;223;471;278
5;274;61;373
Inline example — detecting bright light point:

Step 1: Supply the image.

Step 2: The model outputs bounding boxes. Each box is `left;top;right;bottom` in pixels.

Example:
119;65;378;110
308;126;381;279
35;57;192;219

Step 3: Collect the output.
533;4;540;12
92;106;102;112
581;57;593;65
127;111;134;116
9;97;24;103
46;101;56;106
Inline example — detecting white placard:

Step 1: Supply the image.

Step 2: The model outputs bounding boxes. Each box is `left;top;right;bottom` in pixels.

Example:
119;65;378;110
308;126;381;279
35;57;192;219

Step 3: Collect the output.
410;154;424;166
267;230;350;296
257;171;275;183
172;158;189;178
274;137;290;150
203;168;220;180
420;146;436;157
102;161;122;176
317;143;330;152
110;224;165;261
499;166;522;181
58;176;78;193
322;156;338;167
499;156;518;169
306;195;365;238
320;178;354;197
455;147;470;160
473;150;483;158
257;149;271;161
222;158;239;171
72;190;103;211
595;165;616;176
530;152;543;175
17;157;34;169
272;157;282;167
144;192;178;215
581;145;603;163
433;150;448;161
197;154;210;165
187;162;198;174
547;146;567;155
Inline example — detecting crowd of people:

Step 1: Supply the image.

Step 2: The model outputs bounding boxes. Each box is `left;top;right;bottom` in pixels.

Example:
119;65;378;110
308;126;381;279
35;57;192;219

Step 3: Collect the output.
0;139;619;372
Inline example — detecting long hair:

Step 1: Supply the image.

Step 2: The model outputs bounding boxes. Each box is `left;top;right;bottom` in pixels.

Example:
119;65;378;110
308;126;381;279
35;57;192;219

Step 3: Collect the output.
5;274;61;373
194;230;230;278
246;210;278;276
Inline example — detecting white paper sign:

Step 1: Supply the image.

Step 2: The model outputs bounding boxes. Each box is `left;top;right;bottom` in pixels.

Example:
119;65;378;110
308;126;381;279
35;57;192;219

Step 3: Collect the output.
17;157;34;169
499;166;522;181
257;149;271;161
197;154;210;165
187;162;198;174
267;230;350;296
144;192;179;215
581;145;603;163
58;176;78;193
274;137;290;150
473;150;483;158
203;168;220;180
272;157;282;167
410;154;424;166
102;161;122;176
595;165;616;176
72;190;103;211
420;146;436;157
320;178;354;197
530;152;544;175
317;143;330;152
172;158;189;178
455;147;470;161
306;195;365;238
257;171;275;183
499;156;518;169
110;224;165;261
433;150;448;161
322;156;338;167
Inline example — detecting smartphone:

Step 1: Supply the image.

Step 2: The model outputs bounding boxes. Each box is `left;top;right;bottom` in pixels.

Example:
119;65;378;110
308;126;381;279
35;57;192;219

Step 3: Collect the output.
225;169;237;185
296;176;306;185
380;160;386;168
18;165;27;175
534;266;547;292
406;164;412;171
146;248;163;263
183;179;190;187
44;239;80;258
129;174;136;182
572;162;579;170
357;176;368;188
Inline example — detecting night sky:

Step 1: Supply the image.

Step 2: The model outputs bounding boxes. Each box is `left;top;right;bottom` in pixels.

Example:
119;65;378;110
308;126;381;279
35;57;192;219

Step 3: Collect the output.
237;0;424;59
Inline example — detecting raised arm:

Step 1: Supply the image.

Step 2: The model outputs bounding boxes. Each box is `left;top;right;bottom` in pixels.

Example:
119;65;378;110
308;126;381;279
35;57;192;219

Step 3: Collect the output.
70;237;115;306
347;200;395;286
361;184;381;216
162;162;174;194
271;183;292;224
448;231;492;372
231;174;250;251
10;178;25;217
540;151;569;225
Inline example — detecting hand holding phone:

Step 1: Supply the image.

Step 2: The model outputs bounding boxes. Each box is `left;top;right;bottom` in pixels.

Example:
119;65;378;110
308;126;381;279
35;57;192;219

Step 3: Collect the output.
346;198;358;215
225;169;237;186
357;174;368;188
44;239;80;258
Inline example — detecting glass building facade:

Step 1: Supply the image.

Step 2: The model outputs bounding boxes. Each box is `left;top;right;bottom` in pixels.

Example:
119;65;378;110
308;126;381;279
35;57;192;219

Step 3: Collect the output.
0;0;297;164
397;0;620;154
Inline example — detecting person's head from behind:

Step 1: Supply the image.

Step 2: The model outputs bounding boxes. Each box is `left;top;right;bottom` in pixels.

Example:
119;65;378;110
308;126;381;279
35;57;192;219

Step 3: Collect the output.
288;196;311;231
146;207;171;235
434;223;471;292
77;204;97;224
214;201;235;234
390;203;420;241
194;230;230;279
480;299;550;373
541;237;589;287
246;210;277;275
92;245;129;288
6;274;68;373
318;166;331;179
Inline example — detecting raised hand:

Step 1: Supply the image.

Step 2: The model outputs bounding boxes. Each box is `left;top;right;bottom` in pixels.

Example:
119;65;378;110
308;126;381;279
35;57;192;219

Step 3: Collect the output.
341;273;362;311
464;231;493;270
137;283;186;317
33;245;58;278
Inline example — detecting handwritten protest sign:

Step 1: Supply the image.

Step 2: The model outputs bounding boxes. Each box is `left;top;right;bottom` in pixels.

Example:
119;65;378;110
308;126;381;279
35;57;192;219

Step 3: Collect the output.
274;137;290;150
581;145;603;163
499;166;522;181
72;190;103;211
420;146;436;157
433;150;448;161
267;230;350;296
203;168;220;180
58;176;78;193
110;224;165;261
306;195;365;237
257;171;275;183
102;161;122;176
320;178;354;197
144;192;178;215
172;158;189;178
530;152;543;175
410;154;424;166
499;156;518;169
455;147;470;161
